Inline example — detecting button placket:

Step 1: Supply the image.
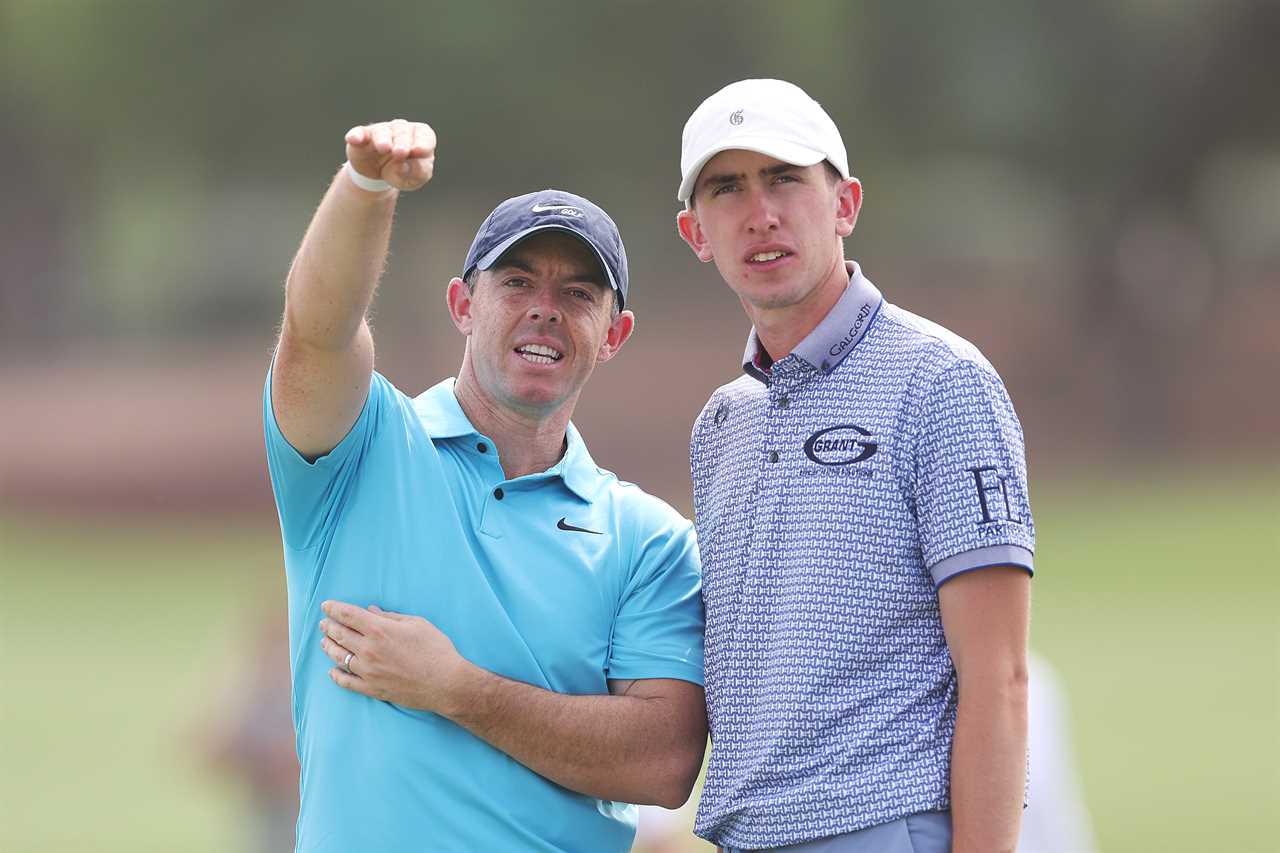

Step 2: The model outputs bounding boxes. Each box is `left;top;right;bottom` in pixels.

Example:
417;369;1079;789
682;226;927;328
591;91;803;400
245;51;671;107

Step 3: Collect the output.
477;481;509;539
469;433;507;539
763;371;799;468
732;377;794;643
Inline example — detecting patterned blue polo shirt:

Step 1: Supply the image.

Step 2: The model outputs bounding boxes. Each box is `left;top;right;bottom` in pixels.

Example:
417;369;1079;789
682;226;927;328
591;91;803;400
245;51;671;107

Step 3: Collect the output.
689;262;1034;848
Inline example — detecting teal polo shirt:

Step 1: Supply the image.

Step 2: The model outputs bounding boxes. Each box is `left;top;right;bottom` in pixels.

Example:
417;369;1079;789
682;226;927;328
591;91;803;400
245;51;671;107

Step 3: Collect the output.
263;370;705;853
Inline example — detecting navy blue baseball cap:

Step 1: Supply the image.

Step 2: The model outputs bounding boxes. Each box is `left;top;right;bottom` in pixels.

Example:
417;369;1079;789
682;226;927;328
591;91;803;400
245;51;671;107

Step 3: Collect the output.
462;189;630;310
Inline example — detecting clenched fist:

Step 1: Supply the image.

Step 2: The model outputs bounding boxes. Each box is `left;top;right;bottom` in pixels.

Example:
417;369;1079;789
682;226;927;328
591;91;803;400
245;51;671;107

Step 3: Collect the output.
345;119;437;191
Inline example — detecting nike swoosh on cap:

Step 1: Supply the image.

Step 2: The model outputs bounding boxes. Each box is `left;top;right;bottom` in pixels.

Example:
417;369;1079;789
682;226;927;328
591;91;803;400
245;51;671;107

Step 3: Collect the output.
557;517;603;535
531;203;583;215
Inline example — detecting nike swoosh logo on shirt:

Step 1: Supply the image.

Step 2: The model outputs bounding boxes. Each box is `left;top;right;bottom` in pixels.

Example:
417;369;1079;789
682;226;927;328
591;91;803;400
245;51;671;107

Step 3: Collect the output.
557;518;603;535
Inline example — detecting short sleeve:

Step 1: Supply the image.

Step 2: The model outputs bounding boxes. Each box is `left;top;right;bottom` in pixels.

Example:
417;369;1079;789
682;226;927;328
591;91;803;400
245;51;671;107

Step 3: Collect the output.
263;365;394;550
607;507;705;685
914;358;1035;587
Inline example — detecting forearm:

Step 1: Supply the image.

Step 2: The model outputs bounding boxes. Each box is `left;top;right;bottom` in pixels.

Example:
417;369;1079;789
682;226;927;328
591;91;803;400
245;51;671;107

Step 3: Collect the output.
283;166;397;351
949;673;1029;853
318;599;706;806
445;664;703;807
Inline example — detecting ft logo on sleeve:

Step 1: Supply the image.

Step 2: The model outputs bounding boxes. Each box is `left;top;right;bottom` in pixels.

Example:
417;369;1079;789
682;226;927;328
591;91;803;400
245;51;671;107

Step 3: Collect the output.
968;466;1024;525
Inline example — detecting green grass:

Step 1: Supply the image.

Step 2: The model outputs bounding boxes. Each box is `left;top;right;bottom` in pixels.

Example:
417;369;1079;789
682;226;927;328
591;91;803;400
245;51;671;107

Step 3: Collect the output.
1029;469;1279;851
0;518;286;853
1;468;1277;851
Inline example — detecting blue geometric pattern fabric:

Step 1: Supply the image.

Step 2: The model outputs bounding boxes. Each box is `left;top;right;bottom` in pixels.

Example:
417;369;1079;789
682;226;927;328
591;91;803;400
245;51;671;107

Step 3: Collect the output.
689;264;1034;848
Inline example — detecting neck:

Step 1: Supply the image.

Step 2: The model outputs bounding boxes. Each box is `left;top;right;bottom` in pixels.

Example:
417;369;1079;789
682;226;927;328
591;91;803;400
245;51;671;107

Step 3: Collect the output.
453;362;575;480
747;254;849;362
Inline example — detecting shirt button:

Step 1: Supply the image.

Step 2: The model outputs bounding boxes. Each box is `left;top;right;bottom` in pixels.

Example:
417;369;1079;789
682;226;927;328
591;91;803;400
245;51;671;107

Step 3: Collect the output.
768;450;779;463
777;396;789;408
476;442;488;453
493;487;504;500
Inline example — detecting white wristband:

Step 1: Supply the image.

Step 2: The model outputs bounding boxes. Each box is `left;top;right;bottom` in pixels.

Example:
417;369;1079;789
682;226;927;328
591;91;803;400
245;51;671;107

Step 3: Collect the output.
344;161;392;193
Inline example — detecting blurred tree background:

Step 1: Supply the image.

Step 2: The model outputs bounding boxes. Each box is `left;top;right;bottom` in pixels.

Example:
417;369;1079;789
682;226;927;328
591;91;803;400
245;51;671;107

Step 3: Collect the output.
1;1;1277;851
2;1;1277;500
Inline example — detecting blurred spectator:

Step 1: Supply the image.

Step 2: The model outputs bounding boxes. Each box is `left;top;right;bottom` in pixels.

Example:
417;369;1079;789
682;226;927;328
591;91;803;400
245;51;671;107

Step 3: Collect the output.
1019;653;1099;852
200;612;298;853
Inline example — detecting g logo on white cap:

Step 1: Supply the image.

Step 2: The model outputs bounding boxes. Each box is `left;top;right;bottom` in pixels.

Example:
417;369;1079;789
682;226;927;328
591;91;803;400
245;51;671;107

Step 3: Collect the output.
729;109;744;126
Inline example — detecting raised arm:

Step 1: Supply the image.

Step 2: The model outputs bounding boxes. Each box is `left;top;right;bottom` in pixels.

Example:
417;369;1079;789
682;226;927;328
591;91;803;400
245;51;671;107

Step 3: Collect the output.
272;119;436;459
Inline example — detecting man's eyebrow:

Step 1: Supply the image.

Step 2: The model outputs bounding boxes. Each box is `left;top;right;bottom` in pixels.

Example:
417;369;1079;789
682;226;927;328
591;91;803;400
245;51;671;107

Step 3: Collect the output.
699;170;744;191
706;169;747;185
563;269;607;288
698;163;802;195
492;253;606;287
491;257;536;275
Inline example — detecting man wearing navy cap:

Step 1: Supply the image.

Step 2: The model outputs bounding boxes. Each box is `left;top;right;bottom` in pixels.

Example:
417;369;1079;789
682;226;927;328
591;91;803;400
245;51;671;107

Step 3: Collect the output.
264;118;706;852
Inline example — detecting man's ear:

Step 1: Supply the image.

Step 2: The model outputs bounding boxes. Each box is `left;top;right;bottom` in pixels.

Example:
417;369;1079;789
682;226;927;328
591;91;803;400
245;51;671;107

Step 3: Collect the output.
835;178;862;238
596;309;636;364
676;209;715;263
445;277;474;335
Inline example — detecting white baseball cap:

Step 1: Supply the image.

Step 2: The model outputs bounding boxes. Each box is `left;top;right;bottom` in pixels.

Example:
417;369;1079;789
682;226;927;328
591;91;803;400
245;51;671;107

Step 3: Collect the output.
677;78;850;203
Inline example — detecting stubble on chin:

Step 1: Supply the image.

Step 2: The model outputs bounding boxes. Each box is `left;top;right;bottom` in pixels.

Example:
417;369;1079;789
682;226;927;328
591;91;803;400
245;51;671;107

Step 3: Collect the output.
739;280;810;313
749;292;802;311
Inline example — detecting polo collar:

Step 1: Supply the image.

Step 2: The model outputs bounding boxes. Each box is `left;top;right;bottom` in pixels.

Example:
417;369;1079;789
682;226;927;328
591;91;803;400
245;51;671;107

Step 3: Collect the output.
413;378;477;439
412;378;598;502
742;261;884;383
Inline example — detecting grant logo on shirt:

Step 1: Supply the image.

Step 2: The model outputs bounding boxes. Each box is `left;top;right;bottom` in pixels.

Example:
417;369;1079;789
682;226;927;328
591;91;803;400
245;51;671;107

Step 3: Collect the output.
803;425;878;466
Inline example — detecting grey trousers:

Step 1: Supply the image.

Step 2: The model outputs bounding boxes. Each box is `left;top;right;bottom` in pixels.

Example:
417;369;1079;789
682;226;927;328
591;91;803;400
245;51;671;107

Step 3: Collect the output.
722;811;952;853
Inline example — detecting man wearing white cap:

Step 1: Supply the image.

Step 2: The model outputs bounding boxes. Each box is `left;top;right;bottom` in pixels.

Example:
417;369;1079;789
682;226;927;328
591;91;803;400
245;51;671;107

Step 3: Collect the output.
676;80;1035;852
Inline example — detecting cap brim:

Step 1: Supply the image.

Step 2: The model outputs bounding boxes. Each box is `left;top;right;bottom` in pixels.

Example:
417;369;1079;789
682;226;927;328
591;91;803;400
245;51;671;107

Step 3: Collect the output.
677;137;828;202
473;224;622;306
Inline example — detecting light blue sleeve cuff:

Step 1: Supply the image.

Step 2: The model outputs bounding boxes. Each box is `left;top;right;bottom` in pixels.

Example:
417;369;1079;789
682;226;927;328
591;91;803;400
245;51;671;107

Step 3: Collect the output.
930;544;1035;589
607;660;705;687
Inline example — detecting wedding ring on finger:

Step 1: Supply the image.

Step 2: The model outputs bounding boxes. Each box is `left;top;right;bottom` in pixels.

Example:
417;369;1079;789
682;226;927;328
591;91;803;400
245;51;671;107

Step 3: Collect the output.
342;652;354;674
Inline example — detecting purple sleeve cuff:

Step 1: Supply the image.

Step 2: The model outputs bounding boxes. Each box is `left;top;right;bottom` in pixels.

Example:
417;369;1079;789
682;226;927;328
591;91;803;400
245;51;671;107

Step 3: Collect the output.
930;544;1035;588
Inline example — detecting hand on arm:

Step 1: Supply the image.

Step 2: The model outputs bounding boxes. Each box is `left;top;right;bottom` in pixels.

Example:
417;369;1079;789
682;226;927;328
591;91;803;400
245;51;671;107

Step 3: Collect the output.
938;566;1032;853
271;119;436;459
318;601;707;808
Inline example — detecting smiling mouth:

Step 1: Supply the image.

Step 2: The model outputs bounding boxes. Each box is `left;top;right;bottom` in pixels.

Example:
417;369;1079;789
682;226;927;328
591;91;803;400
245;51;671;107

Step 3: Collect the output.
748;251;791;264
514;344;563;365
